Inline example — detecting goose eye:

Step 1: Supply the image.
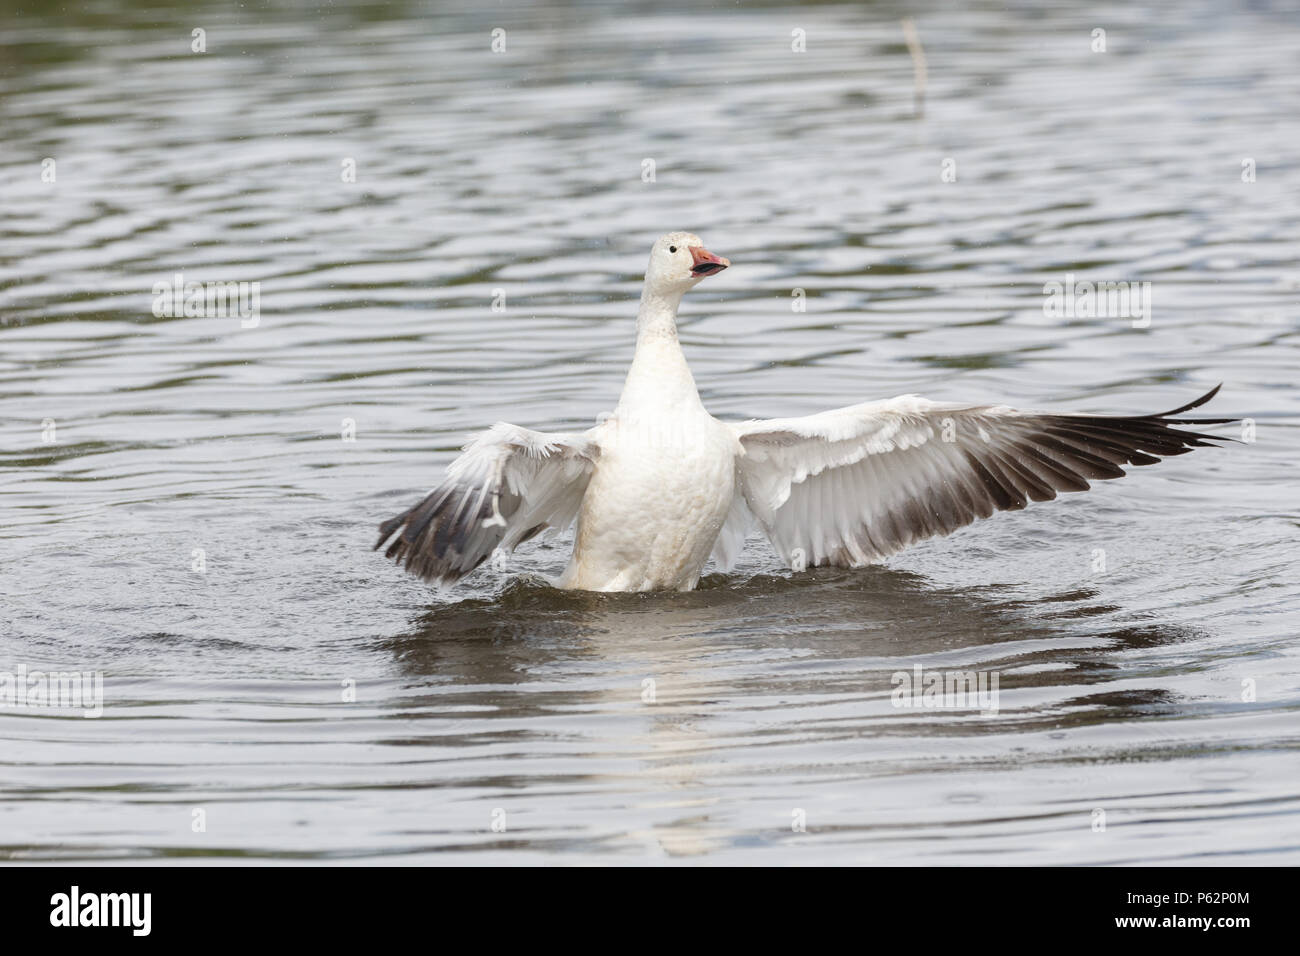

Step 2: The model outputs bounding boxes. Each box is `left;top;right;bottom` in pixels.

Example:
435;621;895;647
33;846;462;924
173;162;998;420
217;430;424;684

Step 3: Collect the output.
668;245;677;253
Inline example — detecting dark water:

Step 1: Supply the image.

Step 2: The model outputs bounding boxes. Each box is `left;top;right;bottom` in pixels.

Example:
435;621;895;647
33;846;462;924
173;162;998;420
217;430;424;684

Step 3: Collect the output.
2;0;1298;863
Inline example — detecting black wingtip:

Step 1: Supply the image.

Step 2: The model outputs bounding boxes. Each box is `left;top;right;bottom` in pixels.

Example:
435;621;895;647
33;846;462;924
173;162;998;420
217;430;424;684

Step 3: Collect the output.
373;512;407;551
1144;383;1223;419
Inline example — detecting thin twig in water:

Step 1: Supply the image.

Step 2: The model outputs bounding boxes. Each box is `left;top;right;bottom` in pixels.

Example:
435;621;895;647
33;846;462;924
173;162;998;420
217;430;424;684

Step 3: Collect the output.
901;17;927;118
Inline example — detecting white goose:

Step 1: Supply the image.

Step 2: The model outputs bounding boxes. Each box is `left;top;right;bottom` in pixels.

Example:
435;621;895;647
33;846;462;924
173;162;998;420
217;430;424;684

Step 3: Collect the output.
377;232;1235;592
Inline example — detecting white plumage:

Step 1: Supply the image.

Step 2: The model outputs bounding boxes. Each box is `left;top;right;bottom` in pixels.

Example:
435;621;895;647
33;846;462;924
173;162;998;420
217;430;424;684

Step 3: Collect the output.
377;232;1236;592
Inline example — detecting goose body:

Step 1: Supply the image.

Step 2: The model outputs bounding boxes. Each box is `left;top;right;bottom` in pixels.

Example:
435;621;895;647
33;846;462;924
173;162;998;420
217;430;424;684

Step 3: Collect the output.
562;408;738;591
376;232;1236;593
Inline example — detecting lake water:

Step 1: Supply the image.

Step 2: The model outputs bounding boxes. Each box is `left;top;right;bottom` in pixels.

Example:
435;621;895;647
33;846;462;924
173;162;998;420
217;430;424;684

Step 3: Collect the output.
2;0;1298;864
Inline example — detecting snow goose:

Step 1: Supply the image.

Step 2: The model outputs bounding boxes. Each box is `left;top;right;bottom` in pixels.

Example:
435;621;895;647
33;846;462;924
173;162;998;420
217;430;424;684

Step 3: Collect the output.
376;232;1237;592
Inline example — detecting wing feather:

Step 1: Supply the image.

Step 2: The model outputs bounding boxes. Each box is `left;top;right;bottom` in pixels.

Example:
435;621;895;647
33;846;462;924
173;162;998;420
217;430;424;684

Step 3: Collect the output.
375;423;598;585
733;386;1237;569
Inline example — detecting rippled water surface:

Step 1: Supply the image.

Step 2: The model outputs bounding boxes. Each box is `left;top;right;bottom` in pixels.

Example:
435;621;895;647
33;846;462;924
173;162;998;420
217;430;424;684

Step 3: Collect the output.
2;0;1299;864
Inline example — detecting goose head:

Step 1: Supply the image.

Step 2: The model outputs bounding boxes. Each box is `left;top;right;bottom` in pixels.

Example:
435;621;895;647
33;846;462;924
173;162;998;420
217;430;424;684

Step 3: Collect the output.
644;232;729;296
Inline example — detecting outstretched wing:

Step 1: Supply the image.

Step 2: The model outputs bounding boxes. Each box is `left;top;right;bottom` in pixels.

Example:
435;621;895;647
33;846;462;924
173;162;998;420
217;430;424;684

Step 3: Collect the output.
732;385;1236;569
375;423;599;585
